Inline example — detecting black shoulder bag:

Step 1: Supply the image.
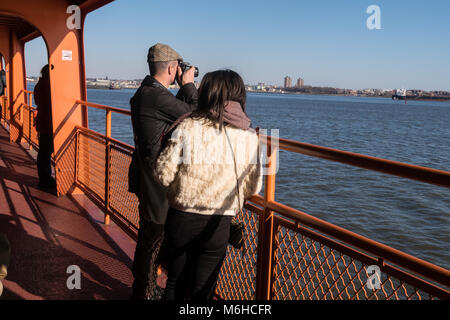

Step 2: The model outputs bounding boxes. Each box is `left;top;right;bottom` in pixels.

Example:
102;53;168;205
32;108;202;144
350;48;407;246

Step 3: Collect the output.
224;127;245;250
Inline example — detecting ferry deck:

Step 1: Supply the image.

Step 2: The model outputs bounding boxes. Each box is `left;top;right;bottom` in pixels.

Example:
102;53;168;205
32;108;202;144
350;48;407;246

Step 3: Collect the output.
0;0;449;300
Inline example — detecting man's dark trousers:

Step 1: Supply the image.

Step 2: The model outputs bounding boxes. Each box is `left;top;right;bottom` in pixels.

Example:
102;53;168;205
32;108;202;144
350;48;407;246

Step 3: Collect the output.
131;206;165;299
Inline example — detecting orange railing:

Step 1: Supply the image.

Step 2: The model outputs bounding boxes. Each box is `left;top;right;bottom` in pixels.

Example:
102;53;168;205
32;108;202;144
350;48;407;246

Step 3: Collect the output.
72;100;450;300
0;94;9;123
2;89;448;300
21;90;39;150
73;100;135;230
7;90;39;150
74;125;139;235
217;137;450;300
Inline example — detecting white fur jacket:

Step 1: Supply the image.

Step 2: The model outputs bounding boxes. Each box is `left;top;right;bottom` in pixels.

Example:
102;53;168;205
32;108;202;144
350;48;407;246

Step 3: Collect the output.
154;117;262;216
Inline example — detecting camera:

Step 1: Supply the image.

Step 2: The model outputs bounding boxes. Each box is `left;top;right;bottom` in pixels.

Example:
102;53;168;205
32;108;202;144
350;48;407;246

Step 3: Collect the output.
178;61;199;77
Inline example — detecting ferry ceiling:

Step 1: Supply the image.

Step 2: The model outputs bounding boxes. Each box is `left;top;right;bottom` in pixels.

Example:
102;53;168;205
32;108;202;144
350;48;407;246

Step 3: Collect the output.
0;0;114;195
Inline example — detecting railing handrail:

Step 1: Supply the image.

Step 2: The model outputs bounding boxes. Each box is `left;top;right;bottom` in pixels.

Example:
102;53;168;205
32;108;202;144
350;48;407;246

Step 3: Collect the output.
21;89;34;110
268;136;450;188
249;194;450;288
20;102;36;110
75;125;134;150
76;99;450;189
76;99;131;116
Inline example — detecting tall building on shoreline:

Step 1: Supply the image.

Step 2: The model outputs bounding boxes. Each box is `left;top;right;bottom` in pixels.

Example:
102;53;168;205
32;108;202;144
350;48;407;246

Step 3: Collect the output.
284;76;292;88
296;77;304;88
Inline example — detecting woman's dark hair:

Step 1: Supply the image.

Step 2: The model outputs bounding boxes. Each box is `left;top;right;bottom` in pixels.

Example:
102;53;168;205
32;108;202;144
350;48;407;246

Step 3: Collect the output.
192;69;246;130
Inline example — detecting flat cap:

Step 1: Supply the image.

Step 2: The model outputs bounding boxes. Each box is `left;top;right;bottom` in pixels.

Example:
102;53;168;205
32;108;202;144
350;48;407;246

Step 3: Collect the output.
147;43;182;63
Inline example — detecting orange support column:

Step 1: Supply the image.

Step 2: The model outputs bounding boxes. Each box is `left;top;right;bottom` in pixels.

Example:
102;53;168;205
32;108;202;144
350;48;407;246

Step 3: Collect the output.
104;109;111;225
0;0;113;195
0;53;5;122
8;29;27;143
0;28;11;124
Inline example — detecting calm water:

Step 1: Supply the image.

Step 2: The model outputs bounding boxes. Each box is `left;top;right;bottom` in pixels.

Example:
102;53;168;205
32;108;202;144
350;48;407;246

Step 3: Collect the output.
31;84;450;269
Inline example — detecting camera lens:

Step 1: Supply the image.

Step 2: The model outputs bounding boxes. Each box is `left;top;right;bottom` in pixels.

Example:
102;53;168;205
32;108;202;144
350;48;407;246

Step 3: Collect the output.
179;61;199;77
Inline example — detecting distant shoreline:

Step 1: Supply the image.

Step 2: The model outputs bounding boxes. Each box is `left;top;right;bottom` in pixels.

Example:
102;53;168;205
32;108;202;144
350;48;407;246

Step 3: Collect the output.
246;90;450;102
26;81;450;102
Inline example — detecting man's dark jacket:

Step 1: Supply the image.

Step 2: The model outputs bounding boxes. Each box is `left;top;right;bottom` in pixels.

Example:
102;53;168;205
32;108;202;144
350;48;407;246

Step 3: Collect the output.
129;76;198;224
34;76;53;134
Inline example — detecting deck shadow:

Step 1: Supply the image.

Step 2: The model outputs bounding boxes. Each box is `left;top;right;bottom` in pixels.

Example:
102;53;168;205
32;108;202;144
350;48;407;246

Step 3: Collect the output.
0;125;135;300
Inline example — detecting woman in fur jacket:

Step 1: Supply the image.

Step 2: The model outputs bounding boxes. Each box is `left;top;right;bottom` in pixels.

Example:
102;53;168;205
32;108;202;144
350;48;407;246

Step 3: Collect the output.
155;70;262;300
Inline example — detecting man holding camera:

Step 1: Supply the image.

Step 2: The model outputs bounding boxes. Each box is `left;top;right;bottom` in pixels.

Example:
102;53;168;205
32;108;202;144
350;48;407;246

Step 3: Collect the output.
129;43;198;299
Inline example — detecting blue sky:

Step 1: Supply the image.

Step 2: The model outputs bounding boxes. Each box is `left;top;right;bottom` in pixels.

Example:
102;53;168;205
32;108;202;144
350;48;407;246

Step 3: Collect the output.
25;0;450;90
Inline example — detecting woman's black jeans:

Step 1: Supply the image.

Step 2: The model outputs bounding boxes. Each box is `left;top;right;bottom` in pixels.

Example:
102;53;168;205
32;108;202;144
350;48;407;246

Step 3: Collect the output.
163;207;232;300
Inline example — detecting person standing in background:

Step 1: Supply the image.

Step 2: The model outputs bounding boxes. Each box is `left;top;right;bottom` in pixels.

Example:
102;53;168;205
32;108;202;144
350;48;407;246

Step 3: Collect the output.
34;64;56;189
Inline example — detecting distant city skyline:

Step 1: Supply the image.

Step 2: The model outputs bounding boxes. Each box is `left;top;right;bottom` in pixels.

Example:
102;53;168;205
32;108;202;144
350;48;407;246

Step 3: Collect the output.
25;73;449;93
24;0;450;91
284;76;292;88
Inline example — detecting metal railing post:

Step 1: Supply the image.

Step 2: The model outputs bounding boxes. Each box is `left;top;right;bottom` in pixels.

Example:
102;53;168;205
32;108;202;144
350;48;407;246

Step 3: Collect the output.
19;103;23;124
104;109;111;225
75;129;79;186
5;96;9;121
28;106;32;150
28;93;33;150
1;96;4;123
256;135;278;299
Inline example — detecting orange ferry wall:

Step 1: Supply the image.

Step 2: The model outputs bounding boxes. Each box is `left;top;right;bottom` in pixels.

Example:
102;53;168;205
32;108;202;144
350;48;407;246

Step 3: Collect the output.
9;30;27;143
0;0;111;195
0;28;11;117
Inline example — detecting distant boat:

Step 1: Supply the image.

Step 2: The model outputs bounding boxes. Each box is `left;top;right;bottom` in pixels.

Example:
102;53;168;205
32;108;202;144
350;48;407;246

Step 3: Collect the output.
392;88;406;100
109;82;121;90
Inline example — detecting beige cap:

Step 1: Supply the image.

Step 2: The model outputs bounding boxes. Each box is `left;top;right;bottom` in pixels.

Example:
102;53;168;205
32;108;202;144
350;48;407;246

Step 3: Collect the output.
147;43;182;63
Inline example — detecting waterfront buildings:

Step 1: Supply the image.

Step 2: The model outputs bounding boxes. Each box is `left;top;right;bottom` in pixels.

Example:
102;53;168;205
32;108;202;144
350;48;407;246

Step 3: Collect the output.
285;76;305;88
284;76;292;88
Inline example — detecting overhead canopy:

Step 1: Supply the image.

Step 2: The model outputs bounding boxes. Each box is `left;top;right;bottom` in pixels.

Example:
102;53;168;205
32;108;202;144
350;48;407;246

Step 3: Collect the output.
0;15;35;40
0;0;113;41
